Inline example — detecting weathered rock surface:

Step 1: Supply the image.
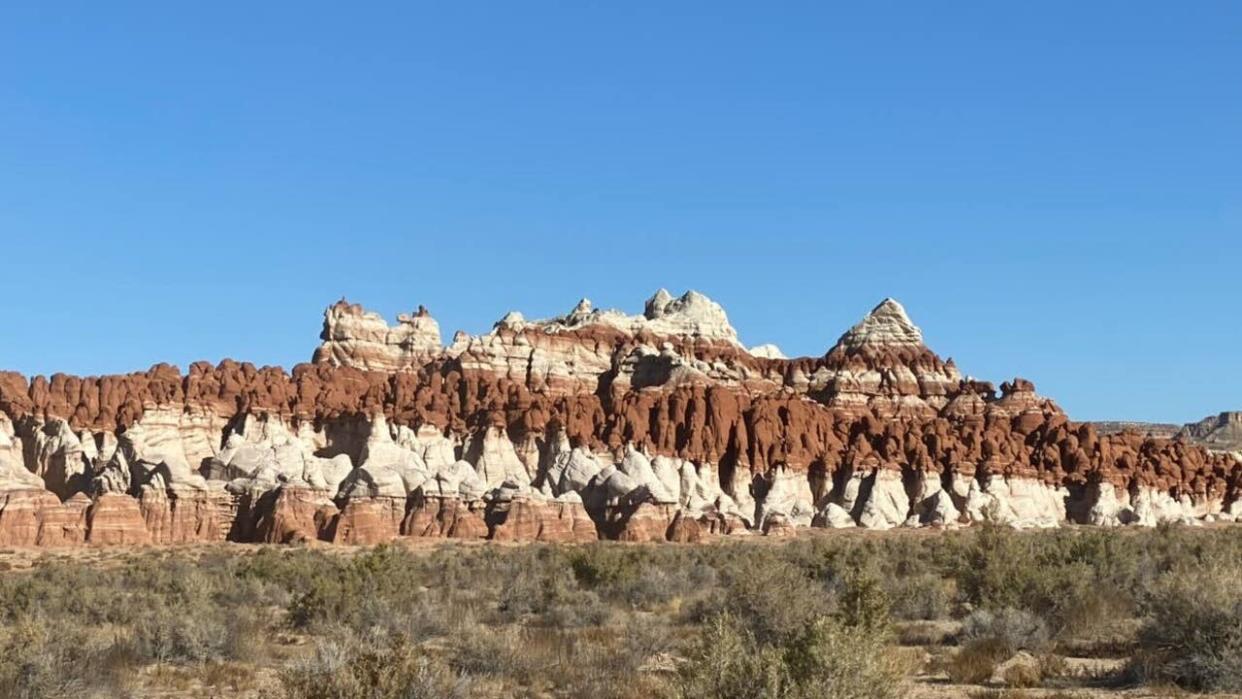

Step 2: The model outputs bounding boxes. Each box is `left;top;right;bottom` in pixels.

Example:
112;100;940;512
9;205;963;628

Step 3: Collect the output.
487;492;597;543
314;300;442;372
0;290;1237;547
1179;412;1242;454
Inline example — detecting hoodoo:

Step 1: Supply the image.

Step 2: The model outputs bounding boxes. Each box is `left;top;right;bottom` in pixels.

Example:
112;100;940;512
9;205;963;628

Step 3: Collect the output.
0;291;1238;546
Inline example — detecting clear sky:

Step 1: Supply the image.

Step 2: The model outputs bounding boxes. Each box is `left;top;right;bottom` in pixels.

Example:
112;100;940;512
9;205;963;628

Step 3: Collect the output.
1;2;1238;423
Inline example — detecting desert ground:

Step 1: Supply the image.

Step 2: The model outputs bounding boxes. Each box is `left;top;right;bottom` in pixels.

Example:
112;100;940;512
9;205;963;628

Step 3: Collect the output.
0;524;1240;699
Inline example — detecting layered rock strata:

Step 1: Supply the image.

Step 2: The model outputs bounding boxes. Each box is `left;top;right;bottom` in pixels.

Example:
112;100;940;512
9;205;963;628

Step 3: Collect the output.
0;292;1238;547
1179;412;1242;455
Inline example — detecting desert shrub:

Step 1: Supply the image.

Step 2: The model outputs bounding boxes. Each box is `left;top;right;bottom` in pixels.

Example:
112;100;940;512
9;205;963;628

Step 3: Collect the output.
126;601;230;663
566;545;714;613
233;548;344;594
199;660;260;691
0;615;123;699
1047;583;1135;642
541;590;612;628
568;545;643;588
780;617;908;698
497;561;572;617
1129;566;1242;691
960;608;1049;654
281;635;471;699
288;545;431;631
834;571;891;633
888;573;954;621
496;553;612;627
616;614;674;672
713;555;834;645
678;612;905;699
945;608;1049;686
448;625;529;679
611;564;706;610
954;525;1097;624
944;638;1010;684
896;620;955;646
214;572;293;610
677;613;798;699
4;525;1242;697
945;525;1242;636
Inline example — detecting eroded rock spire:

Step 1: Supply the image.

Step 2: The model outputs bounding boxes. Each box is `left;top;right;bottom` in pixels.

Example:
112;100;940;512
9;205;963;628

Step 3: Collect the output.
836;298;924;352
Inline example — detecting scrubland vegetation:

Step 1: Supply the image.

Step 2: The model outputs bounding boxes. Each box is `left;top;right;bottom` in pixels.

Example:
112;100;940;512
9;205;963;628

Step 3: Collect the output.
0;523;1240;698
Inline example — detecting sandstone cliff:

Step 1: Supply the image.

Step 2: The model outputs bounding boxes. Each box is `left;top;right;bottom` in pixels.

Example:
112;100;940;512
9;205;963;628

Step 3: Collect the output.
0;292;1238;547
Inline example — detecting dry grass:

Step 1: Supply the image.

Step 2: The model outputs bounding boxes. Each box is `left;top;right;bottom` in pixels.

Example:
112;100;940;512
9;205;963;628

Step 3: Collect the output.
943;638;1011;684
0;526;1237;697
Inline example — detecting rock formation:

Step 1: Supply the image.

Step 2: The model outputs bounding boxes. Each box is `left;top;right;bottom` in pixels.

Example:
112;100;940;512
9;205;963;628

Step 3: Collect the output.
1178;412;1242;455
0;290;1238;547
314;300;442;372
1094;412;1242;458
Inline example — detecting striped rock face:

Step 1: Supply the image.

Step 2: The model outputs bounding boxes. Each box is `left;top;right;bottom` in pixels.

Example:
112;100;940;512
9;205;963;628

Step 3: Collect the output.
0;291;1237;547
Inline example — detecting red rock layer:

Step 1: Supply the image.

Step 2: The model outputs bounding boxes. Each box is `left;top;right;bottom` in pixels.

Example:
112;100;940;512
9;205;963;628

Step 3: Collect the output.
401;494;488;540
3;293;1241;549
0;490;78;547
487;499;597;543
328;497;408;545
2;356;1239;510
84;494;152;546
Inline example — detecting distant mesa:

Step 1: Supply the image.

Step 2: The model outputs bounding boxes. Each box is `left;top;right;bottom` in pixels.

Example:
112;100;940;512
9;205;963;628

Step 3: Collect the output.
1093;412;1242;456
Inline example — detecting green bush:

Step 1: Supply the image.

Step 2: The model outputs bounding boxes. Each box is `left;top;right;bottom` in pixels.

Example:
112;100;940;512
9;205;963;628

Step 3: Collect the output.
835;571;892;633
678;612;906;699
888;573;954;621
0;615;124;699
288;545;433;631
960;608;1049;654
715;554;834;645
1130;566;1242;691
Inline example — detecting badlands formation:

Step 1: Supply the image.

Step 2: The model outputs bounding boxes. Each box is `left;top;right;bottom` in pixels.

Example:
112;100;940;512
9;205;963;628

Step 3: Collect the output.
0;291;1239;548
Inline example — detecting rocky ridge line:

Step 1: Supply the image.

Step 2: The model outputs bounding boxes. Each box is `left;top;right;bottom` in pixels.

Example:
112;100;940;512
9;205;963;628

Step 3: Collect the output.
0;292;1238;547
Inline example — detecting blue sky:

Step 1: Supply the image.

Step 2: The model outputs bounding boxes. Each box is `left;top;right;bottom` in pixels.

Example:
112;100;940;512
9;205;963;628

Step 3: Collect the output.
1;2;1238;423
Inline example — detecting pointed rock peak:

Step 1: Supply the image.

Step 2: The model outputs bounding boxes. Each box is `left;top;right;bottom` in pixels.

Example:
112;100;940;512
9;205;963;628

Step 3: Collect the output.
644;288;675;319
495;310;526;329
562;298;596;325
642;289;740;344
869;298;915;327
836;297;924;351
